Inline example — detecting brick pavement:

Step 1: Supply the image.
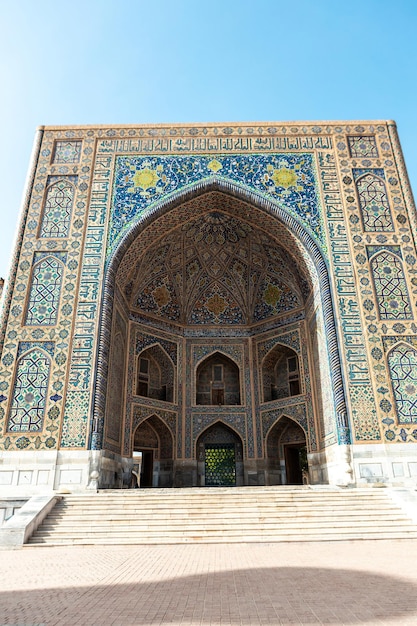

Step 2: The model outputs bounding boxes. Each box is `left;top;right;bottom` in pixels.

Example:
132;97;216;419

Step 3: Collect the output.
1;540;417;625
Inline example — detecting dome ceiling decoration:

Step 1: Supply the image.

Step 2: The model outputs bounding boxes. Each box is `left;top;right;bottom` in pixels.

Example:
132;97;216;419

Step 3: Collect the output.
124;211;309;326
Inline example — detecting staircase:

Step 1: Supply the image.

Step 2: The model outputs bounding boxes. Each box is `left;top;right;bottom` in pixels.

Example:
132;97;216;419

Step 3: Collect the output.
27;486;417;546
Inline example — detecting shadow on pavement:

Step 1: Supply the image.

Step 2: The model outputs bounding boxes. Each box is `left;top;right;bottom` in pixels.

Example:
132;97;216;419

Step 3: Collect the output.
1;565;416;624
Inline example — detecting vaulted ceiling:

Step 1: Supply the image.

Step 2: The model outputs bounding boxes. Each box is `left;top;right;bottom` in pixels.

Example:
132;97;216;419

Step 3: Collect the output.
121;209;310;326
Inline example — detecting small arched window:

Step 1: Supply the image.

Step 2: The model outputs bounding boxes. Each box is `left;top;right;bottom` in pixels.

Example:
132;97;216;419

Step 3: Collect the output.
136;345;174;403
196;353;241;406
387;343;417;424
262;344;301;402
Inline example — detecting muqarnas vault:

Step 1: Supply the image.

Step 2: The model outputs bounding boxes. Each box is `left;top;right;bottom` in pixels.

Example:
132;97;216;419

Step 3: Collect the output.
1;120;417;494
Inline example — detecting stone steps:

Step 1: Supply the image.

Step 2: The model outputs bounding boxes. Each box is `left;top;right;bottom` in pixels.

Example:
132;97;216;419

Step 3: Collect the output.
39;511;404;528
27;487;417;545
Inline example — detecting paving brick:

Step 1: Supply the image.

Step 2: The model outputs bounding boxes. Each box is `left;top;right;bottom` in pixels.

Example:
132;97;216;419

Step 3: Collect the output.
0;541;417;625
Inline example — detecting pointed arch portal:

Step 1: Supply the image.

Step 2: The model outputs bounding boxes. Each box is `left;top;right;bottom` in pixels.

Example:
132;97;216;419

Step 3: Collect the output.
5;122;417;499
197;421;244;487
93;179;350;487
266;416;308;485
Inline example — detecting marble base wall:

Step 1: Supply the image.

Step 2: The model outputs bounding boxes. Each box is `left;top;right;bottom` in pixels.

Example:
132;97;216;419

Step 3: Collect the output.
2;443;416;495
351;443;417;487
0;450;92;495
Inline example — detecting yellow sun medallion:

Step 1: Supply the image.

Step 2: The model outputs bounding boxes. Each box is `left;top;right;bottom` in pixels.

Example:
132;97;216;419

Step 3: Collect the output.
133;167;159;191
271;168;297;189
207;159;223;173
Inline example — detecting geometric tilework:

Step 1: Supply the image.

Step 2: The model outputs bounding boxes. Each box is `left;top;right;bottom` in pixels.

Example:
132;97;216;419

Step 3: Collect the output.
135;333;178;366
370;251;413;320
53;140;81;164
61;389;89;448
253;276;301;322
25;256;64;326
40;178;76;238
257;332;301;361
17;341;55;358
354;172;393;232
352;168;385;181
347;135;378;158
190;282;245;325
349;385;381;441
387;343;417;424
7;348;51;432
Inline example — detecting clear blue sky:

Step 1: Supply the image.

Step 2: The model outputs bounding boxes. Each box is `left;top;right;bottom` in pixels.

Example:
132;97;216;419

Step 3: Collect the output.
1;0;417;278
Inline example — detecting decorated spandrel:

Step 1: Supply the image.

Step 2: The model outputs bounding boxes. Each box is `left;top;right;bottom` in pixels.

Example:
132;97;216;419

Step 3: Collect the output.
109;153;323;257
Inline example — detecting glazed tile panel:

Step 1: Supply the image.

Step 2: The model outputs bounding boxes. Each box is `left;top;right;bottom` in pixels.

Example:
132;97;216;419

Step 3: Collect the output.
109;153;324;257
0;121;416;456
40;177;77;238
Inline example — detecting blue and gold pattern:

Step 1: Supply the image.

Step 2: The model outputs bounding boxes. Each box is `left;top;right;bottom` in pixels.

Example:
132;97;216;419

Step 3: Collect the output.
109;153;323;257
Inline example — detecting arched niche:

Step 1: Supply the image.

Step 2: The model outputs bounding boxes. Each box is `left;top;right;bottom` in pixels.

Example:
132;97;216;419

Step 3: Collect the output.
262;344;301;403
40;178;75;238
133;414;174;487
92;180;349;454
7;348;52;433
266;416;307;485
25;255;64;326
136;344;174;403
196;421;244;487
369;250;412;320
196;352;241;406
355;172;393;232
386;342;417;424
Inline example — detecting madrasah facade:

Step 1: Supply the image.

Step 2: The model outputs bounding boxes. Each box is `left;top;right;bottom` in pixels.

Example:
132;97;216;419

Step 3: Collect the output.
0;120;417;495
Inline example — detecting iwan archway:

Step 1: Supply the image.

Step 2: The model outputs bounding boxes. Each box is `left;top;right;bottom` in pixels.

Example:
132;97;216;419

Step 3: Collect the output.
4;122;417;498
94;179;351;488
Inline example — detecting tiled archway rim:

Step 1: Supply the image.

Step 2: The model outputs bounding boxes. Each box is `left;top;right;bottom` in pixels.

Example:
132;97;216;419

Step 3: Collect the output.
91;178;350;450
113;178;319;286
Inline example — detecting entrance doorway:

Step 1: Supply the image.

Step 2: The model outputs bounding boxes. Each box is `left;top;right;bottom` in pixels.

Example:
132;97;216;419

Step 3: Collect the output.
205;443;236;486
132;415;174;488
284;444;307;484
266;416;308;485
139;450;154;487
197;422;244;486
